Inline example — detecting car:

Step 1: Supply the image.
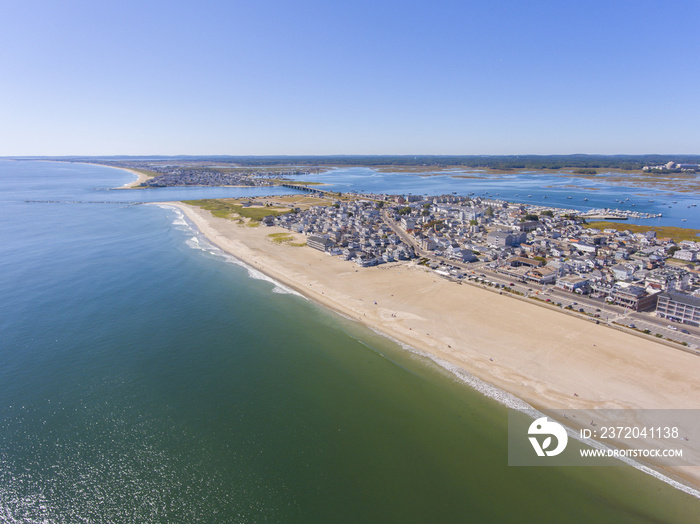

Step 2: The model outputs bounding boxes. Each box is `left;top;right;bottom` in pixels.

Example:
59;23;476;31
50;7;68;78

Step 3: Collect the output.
680;329;690;334
572;302;577;305
595;308;601;312
579;308;585;313
667;325;678;331
629;323;636;329
509;282;515;286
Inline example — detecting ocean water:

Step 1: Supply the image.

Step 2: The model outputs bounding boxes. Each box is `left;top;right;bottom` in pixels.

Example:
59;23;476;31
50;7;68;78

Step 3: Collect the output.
1;160;699;523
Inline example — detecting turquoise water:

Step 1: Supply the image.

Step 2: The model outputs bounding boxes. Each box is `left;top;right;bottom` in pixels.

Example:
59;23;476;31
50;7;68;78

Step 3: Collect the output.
1;160;699;522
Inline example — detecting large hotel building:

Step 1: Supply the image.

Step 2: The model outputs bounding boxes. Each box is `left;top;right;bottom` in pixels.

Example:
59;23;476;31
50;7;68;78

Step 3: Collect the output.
656;292;700;326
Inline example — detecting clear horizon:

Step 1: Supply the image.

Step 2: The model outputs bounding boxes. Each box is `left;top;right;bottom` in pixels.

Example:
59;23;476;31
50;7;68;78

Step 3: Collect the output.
3;153;700;159
2;1;698;156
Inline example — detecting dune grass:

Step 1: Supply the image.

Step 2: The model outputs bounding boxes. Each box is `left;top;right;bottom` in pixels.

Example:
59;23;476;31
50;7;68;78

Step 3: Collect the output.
184;199;288;221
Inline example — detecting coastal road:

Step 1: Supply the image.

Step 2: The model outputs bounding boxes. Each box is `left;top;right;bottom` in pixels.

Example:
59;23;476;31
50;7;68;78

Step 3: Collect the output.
380;209;428;258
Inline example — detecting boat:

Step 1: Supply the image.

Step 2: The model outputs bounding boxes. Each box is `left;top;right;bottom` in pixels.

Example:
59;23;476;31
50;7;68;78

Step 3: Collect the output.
583;198;588;201
567;196;572;199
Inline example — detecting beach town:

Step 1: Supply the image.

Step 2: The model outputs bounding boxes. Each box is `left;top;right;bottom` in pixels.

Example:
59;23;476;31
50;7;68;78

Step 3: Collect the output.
210;188;699;347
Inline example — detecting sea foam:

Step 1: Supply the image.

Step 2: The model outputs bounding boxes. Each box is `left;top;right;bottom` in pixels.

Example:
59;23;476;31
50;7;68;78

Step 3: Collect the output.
159;204;305;298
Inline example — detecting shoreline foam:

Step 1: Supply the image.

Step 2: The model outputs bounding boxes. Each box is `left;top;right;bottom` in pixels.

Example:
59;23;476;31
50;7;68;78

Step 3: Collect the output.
155;200;700;497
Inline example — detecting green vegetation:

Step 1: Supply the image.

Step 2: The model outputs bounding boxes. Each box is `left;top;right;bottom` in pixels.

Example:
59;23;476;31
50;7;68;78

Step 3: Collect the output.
267;232;307;247
130;168;160;178
268;232;294;244
587;222;700;242
183;199;238;219
184;199;289;222
125;154;699;171
524;214;539;221
426;219;445;230
573;168;597;175
541;210;554;217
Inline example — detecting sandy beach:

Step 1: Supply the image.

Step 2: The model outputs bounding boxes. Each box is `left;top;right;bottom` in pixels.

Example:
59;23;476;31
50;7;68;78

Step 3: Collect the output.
117;167;150;188
164;200;700;492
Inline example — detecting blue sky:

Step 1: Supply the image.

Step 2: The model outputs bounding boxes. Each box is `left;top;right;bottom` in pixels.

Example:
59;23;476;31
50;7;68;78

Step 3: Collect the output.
1;0;698;156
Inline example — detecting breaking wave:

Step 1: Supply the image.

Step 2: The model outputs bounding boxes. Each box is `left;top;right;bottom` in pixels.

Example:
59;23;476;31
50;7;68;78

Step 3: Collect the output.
159;204;304;298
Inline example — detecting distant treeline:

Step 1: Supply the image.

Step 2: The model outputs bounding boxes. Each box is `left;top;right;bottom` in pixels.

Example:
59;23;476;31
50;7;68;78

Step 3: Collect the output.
19;154;700;171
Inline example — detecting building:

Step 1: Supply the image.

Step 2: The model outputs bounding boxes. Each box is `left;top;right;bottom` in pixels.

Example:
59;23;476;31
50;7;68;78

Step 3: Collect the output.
307;235;334;252
487;230;525;247
674;249;697;262
555;275;590;293
524;266;558;285
656;292;700;326
446;247;478;263
401;218;416;230
610;264;634;281
505;256;542;268
571;241;597;254
609;284;658;311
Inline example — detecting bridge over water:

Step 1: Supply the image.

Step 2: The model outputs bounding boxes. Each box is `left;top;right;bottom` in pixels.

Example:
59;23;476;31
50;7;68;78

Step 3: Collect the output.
280;183;334;196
